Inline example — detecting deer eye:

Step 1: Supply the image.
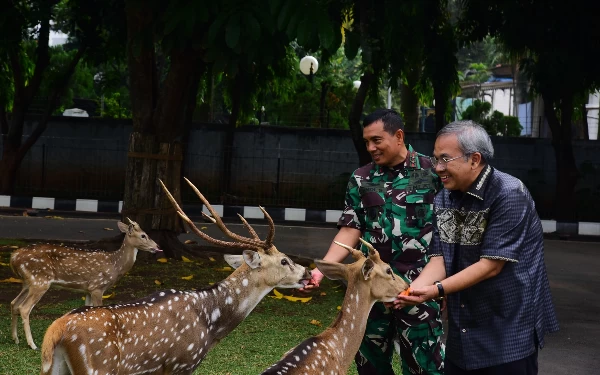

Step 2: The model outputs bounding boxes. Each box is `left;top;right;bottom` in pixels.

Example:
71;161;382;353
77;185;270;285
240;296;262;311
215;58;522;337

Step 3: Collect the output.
386;268;393;275
141;235;147;239
281;259;289;266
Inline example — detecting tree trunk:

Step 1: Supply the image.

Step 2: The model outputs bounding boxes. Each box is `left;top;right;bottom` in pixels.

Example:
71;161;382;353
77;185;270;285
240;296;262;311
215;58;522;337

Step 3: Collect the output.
542;93;579;222
0;147;21;194
123;1;203;258
401;69;419;132
434;83;448;133
349;72;374;166
319;81;330;128
221;74;244;204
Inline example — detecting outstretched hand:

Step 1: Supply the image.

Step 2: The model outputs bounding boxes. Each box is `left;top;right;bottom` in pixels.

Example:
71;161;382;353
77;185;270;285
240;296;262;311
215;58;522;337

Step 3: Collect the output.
391;285;439;309
299;268;324;292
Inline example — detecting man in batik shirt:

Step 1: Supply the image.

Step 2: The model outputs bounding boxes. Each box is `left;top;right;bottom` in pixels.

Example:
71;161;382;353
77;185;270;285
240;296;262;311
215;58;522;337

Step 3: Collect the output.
305;109;444;374
395;120;559;374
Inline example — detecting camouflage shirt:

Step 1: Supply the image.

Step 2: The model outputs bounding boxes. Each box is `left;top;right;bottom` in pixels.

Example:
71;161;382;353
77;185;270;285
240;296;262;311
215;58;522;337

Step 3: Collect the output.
338;144;441;282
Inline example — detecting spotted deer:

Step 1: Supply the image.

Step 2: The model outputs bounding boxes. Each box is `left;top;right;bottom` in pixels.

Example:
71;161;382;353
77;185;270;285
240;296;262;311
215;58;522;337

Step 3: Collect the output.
262;238;409;375
10;219;161;350
39;178;311;375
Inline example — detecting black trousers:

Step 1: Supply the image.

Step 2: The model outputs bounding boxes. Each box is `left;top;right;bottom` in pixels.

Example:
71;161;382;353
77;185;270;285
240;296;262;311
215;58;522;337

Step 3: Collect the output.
445;350;538;375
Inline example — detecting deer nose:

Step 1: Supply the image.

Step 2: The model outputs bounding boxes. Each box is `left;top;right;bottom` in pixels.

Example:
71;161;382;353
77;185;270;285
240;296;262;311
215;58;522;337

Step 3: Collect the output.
302;269;311;280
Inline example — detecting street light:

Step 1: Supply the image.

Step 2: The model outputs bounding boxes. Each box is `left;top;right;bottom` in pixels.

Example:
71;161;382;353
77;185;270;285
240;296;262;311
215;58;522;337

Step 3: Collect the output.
299;55;318;83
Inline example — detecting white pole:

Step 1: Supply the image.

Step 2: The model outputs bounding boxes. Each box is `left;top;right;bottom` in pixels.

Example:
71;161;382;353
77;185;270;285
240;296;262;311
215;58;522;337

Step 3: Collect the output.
387;86;392;109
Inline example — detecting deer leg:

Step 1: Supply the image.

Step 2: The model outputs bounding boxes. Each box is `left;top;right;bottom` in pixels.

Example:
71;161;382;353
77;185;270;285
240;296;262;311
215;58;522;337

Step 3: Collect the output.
89;290;104;306
19;284;50;350
11;285;30;344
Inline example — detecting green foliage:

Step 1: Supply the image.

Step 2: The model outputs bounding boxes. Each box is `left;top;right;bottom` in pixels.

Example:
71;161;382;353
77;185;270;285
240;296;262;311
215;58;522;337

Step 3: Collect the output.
461;99;522;137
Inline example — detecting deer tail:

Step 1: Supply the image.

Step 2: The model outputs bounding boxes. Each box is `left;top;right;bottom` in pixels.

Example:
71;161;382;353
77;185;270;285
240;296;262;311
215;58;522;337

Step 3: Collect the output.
40;318;66;375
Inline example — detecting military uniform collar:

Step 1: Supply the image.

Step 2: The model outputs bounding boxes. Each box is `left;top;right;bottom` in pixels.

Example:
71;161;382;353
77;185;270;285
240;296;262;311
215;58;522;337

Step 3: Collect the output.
376;144;420;173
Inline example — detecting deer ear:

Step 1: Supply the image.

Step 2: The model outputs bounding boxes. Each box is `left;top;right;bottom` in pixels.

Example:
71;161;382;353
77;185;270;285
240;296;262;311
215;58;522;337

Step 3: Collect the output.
242;250;262;269
314;260;348;281
223;254;244;269
117;221;129;233
362;259;375;280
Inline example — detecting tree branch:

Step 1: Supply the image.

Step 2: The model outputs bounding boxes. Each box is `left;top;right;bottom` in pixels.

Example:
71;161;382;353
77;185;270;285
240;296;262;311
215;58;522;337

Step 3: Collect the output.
541;92;560;137
24;3;52;103
17;46;86;162
8;48;25;103
0;106;8;136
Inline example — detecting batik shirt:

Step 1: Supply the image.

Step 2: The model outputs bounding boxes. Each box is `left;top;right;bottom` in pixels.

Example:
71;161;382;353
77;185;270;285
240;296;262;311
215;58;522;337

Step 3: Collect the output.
338;144;441;283
429;164;559;370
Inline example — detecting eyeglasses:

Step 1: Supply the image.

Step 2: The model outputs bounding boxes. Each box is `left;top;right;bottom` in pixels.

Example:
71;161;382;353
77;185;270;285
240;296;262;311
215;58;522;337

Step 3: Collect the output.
430;155;467;169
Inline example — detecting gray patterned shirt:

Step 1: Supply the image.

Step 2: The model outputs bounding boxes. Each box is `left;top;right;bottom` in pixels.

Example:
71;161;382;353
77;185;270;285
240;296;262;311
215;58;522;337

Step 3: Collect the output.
428;164;559;370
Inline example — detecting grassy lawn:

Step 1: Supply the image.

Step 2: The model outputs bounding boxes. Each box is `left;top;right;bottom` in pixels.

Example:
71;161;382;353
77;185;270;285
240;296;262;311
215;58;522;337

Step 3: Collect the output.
0;241;402;375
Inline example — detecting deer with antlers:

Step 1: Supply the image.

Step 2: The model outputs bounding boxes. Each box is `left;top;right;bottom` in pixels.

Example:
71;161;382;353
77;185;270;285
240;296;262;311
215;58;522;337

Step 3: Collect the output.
39;178;311;375
10;219;161;350
261;238;409;375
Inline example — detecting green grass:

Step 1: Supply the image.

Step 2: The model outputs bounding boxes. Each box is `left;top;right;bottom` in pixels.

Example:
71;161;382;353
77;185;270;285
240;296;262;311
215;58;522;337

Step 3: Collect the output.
0;239;27;247
0;247;402;375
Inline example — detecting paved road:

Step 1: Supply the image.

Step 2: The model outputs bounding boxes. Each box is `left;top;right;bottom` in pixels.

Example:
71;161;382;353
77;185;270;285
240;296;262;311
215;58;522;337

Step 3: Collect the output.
1;215;599;373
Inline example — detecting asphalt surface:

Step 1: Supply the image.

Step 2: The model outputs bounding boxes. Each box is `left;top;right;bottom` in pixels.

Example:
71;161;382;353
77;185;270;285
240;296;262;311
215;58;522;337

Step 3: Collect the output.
1;215;599;374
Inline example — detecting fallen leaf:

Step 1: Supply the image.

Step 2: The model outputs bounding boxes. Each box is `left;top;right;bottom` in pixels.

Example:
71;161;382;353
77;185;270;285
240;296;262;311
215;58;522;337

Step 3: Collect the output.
0;262;9;266
208;257;216;262
10;246;19;249
154;280;162;285
214;266;232;272
103;227;114;231
201;226;207;230
0;277;22;283
320;292;327;296
102;292;115;299
181;256;194;262
157;258;168;263
45;216;64;220
337;306;341;310
269;289;284;299
184;240;197;245
181;275;194;280
310;319;322;326
283;295;312;303
208;282;215;285
22;211;28;217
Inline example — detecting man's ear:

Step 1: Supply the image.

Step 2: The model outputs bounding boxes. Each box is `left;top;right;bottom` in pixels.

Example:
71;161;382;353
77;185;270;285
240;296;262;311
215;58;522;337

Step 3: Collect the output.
395;129;405;144
470;152;482;167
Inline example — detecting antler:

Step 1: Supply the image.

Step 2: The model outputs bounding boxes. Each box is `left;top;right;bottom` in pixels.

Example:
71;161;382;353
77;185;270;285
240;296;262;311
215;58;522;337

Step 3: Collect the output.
333;238;381;262
358;238;381;262
333;241;365;260
159;178;277;253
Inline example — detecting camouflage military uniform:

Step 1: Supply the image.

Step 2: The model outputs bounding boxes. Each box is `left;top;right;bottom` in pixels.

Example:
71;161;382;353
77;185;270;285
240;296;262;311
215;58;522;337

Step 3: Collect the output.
338;145;445;375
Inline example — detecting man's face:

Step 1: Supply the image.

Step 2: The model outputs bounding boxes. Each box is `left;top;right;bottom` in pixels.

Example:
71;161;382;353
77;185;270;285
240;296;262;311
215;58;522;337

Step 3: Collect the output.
433;134;473;192
363;120;404;167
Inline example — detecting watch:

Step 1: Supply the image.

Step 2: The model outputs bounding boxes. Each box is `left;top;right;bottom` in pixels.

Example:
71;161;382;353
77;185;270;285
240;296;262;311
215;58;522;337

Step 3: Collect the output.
434;281;445;298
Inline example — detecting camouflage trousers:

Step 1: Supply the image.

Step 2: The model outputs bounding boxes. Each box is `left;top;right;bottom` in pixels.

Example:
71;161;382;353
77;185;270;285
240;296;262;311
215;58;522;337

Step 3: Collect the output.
355;301;445;375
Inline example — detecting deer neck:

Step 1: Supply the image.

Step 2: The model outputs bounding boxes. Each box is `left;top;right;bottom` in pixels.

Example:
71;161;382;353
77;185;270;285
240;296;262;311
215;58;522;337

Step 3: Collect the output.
203;264;274;341
320;278;377;371
109;241;138;276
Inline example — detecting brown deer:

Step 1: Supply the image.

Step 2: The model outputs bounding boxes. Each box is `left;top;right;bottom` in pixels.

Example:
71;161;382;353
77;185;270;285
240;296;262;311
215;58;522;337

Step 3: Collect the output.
39;178;311;375
10;219;161;350
261;238;409;375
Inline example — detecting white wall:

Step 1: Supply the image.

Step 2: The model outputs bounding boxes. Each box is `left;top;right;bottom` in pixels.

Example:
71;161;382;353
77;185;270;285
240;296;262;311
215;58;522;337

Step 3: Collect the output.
586;92;599;140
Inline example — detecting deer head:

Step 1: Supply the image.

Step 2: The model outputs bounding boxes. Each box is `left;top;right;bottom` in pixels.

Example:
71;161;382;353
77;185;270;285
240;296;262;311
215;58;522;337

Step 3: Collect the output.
117;218;161;254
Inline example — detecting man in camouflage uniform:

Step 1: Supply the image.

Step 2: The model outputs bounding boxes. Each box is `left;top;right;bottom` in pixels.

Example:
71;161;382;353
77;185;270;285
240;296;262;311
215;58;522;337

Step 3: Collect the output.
305;109;444;374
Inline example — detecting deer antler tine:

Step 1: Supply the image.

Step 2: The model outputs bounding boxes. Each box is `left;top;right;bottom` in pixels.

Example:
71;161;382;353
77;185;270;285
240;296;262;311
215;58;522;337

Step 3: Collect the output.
358;238;381;261
333;241;365;260
159;179;262;251
127;217;134;225
258;206;275;248
237;214;260;240
202;212;216;223
183;177;264;247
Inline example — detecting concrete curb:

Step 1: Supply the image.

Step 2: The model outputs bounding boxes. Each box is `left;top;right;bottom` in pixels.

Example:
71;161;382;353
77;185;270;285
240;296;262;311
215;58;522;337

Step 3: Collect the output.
2;195;599;236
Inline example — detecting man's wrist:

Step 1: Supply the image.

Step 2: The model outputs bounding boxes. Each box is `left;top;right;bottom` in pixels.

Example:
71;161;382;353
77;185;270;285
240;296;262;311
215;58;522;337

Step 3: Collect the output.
434;281;445;298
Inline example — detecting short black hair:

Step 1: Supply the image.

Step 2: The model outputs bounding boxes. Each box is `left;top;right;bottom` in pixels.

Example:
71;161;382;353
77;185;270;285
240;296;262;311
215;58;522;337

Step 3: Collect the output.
362;108;404;134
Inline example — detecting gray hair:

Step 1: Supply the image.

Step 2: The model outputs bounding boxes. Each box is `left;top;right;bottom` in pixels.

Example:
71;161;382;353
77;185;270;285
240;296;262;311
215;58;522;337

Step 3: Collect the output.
437;120;494;163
